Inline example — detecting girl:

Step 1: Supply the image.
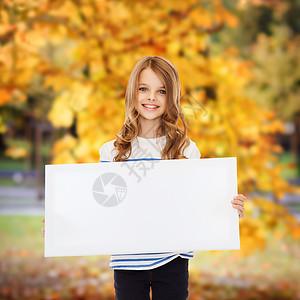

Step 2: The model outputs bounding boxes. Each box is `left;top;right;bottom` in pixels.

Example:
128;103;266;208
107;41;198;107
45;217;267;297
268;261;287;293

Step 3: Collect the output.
42;55;246;300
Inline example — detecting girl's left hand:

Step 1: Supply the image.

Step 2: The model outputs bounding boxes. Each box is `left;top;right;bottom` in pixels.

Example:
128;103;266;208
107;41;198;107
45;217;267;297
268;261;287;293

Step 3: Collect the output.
231;194;247;218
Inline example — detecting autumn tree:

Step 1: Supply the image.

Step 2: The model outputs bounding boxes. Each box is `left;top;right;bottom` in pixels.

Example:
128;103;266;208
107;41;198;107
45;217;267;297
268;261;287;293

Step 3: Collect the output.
1;0;300;255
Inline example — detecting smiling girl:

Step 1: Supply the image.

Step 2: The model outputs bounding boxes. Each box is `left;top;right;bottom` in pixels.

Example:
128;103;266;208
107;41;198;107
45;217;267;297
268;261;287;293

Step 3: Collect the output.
97;56;246;299
42;55;246;300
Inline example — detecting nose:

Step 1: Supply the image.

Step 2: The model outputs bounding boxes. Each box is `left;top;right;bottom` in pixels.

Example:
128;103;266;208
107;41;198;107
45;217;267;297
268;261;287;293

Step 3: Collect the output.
147;90;156;101
147;94;155;101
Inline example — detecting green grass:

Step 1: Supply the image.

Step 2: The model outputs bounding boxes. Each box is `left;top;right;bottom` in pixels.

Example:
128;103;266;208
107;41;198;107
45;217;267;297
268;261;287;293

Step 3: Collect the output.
0;215;111;263
0;173;36;187
276;151;299;179
0;215;44;253
0;136;52;172
288;202;300;209
0;177;16;186
4;136;52;157
0;157;28;171
1;216;299;299
1;215;300;284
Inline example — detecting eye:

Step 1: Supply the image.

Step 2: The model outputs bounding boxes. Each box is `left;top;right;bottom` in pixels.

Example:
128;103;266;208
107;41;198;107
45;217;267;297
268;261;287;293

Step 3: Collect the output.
159;90;166;94
139;87;147;91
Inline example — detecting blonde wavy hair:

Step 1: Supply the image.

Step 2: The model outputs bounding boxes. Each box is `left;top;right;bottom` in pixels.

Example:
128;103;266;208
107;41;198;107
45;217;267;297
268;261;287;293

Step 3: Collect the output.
112;55;191;161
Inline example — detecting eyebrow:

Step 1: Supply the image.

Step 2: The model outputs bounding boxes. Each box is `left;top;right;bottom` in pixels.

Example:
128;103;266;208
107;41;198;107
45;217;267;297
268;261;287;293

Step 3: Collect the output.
139;83;165;88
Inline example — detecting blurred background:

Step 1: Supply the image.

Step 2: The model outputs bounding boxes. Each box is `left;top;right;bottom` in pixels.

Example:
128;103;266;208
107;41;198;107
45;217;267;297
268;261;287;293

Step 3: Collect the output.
1;0;300;299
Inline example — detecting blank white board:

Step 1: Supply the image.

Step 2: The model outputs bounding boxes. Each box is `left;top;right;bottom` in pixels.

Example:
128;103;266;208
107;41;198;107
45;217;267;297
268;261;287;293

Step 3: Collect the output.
44;157;240;257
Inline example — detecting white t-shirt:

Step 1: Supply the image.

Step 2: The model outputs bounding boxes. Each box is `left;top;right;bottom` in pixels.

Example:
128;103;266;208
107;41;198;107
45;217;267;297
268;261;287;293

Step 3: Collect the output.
99;135;201;270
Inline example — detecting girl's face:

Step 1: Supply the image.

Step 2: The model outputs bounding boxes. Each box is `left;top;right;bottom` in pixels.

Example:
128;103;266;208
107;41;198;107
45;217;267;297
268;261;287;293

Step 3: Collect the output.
135;68;167;121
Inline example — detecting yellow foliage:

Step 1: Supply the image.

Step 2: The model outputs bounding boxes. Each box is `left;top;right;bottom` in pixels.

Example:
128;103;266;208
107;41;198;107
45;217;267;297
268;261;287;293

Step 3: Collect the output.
0;89;12;105
291;224;300;239
11;89;27;102
51;134;77;156
4;147;28;159
73;139;92;162
222;9;239;28
43;74;73;93
166;41;182;56
77;111;98;135
0;116;6;133
1;0;299;257
51;150;77;164
48;91;74;128
239;217;267;255
232;196;300;255
16;25;46;53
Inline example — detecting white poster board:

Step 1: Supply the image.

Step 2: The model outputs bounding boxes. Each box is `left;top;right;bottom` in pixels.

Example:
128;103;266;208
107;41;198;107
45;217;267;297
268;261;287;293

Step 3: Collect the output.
44;157;240;257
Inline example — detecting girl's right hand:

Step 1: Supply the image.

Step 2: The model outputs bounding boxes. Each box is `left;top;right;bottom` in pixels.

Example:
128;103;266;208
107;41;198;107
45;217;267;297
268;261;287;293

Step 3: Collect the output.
41;218;45;237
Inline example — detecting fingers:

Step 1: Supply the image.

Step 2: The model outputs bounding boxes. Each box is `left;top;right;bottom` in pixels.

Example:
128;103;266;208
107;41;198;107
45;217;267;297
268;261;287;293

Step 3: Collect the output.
232;194;247;218
232;204;245;212
232;199;244;206
232;194;247;205
41;219;45;237
234;207;244;218
233;194;247;201
232;201;245;210
231;199;245;209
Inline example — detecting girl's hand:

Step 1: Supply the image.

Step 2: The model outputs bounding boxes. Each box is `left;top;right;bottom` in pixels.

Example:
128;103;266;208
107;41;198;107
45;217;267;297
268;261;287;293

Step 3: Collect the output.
231;194;247;218
41;218;45;237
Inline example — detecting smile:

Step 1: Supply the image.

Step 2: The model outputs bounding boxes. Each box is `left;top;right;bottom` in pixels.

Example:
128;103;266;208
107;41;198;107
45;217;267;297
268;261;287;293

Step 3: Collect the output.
142;104;160;111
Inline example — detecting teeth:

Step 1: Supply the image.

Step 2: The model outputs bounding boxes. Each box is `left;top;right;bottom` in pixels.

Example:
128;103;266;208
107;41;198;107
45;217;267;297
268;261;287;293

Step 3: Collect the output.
144;105;158;108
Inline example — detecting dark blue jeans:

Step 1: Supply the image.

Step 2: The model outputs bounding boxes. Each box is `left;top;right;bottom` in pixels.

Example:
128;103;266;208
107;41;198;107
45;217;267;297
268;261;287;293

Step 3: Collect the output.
113;256;189;300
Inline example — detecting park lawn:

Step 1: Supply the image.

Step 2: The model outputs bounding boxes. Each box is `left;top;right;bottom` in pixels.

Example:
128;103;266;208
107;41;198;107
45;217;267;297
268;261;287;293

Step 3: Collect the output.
0;177;17;186
0;215;45;254
0;157;27;171
1;215;300;284
0;215;111;264
277;151;298;179
1;215;300;299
